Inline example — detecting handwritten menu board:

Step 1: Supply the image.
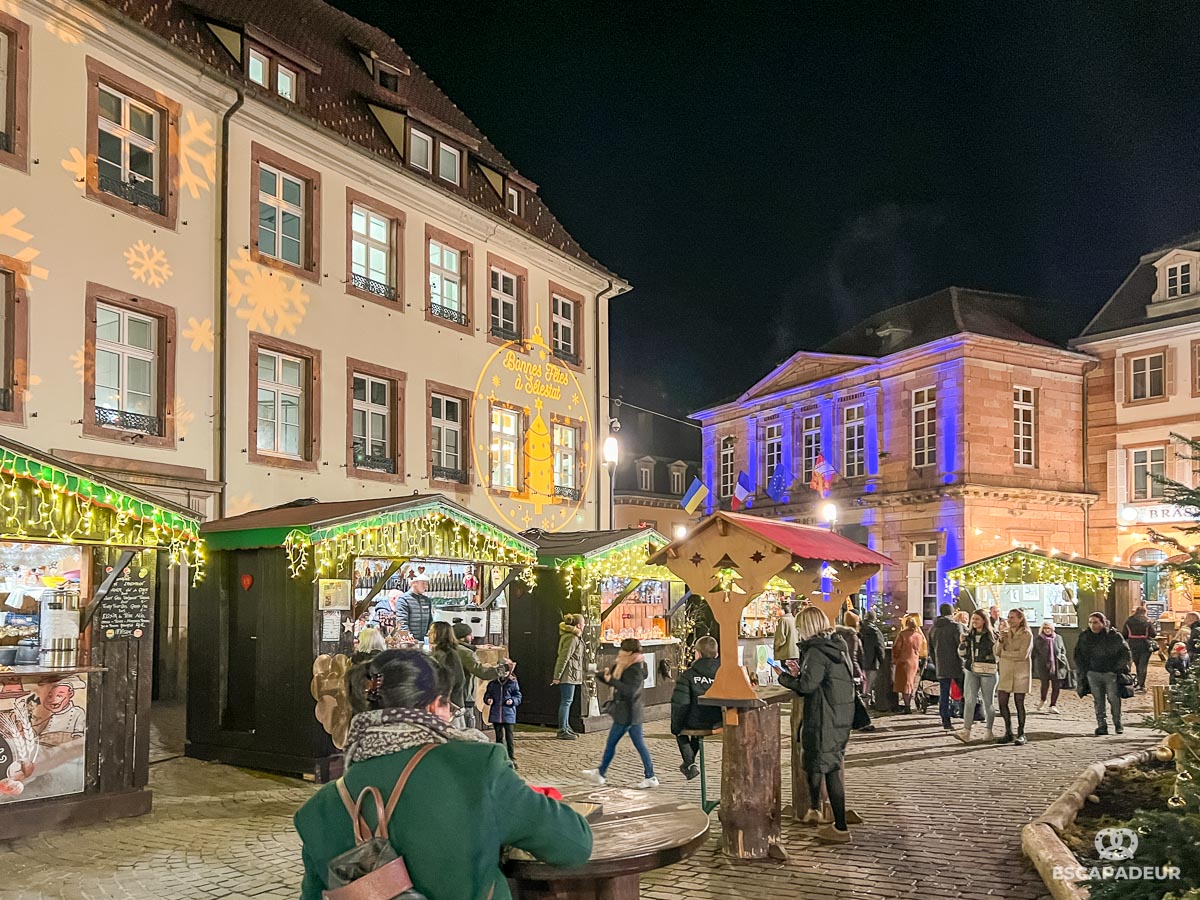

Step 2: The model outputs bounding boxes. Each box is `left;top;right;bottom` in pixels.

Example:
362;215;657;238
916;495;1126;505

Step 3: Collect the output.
98;563;152;640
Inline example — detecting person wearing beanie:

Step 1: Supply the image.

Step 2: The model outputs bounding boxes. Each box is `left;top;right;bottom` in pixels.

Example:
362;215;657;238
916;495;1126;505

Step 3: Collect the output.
452;622;502;731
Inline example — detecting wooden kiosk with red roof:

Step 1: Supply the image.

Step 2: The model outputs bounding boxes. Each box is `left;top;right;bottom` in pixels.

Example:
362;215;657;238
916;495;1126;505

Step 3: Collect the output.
648;511;892;859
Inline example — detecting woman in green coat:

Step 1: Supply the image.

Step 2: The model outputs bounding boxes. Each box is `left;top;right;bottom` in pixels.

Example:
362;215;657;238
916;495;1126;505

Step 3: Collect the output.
295;649;592;899
776;606;856;844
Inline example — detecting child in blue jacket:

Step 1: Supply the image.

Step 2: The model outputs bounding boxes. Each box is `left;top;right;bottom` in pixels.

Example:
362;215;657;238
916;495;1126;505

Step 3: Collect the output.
485;661;522;763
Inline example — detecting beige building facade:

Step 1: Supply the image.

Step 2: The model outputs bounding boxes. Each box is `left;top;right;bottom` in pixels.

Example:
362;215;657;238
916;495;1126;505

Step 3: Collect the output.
0;0;625;696
693;288;1095;621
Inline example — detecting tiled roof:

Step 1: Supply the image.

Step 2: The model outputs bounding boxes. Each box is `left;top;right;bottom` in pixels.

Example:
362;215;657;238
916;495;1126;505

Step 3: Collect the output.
819;287;1062;356
97;0;620;280
1075;234;1200;340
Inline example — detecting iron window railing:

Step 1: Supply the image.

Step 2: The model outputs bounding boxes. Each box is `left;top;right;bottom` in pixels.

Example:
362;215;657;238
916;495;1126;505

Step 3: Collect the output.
431;465;468;484
97;174;164;215
490;324;521;342
351;273;396;301
552;346;579;366
95;406;162;436
554;484;580;501
353;440;396;474
431;304;468;327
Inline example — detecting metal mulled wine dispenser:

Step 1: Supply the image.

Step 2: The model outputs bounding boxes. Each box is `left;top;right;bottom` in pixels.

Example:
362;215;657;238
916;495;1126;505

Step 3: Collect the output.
39;587;82;668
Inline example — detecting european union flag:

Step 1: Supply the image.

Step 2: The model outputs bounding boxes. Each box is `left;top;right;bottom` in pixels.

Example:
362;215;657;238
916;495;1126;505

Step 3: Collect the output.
766;462;794;504
681;477;709;514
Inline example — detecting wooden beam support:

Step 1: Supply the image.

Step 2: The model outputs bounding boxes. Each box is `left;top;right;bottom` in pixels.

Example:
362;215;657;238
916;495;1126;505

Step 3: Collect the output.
481;568;518;609
80;550;136;631
351;559;403;620
600;578;643;624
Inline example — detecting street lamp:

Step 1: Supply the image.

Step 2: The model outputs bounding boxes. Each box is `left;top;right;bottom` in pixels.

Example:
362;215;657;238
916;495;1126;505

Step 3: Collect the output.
821;501;838;533
673;524;688;541
604;436;619;531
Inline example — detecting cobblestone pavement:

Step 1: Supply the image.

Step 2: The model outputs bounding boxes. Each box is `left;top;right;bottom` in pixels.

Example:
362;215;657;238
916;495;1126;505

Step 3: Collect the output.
0;672;1165;899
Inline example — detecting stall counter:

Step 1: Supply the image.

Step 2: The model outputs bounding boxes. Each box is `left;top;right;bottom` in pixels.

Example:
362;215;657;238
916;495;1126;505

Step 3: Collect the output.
594;639;682;722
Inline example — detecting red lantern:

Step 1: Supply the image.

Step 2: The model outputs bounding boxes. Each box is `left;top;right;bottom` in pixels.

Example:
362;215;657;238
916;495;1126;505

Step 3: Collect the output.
240;574;254;591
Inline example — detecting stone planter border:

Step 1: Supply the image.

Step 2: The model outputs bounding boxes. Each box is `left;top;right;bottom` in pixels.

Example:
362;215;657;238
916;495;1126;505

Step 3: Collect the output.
1021;747;1156;900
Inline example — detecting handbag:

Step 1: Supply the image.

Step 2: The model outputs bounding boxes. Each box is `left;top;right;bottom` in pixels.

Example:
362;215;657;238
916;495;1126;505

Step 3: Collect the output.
324;744;435;900
971;662;997;676
1118;671;1136;700
852;693;872;730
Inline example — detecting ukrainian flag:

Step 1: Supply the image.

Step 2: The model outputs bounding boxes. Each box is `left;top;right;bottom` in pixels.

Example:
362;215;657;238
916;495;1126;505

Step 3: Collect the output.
681;477;709;514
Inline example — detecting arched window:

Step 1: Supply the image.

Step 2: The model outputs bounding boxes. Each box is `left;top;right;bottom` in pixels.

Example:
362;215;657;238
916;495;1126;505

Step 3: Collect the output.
1129;548;1168;567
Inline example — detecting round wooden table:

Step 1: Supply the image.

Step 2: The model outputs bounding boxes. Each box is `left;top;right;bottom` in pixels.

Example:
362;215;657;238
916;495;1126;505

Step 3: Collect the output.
505;787;710;900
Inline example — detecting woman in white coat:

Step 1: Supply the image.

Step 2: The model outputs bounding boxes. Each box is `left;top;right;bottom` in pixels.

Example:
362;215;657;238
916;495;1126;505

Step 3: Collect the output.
995;609;1033;745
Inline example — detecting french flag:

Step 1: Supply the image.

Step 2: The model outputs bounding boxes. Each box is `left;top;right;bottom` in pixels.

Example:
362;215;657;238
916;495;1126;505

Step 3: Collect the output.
731;472;754;510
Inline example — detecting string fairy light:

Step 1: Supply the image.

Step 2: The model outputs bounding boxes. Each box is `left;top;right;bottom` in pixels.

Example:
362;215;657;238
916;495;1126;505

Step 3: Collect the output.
0;446;204;583
543;533;672;599
947;548;1115;596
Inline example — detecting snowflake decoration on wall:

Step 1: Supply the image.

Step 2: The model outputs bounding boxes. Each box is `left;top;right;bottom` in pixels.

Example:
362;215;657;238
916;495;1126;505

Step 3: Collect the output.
70;343;94;385
177;112;216;200
0;208;48;292
61;148;86;189
227;249;310;336
124;240;173;288
173;394;195;438
226;493;256;517
182;317;214;353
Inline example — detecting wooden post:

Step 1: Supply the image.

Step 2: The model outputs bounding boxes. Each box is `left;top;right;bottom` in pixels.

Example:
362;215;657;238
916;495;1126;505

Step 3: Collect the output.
719;701;781;859
788;695;808;820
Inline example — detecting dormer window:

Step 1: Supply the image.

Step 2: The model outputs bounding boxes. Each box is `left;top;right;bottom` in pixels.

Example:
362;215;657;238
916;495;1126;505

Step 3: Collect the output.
506;186;521;216
1168;262;1191;298
438;144;460;185
244;42;305;104
248;48;269;87
409;128;432;172
375;61;401;93
277;64;297;102
637;463;653;492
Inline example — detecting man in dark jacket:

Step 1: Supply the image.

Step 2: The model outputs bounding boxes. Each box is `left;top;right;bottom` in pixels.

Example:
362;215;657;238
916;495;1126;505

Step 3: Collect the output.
1075;612;1132;735
670;636;721;779
395;573;433;640
930;603;965;732
858;611;886;706
1122;605;1158;691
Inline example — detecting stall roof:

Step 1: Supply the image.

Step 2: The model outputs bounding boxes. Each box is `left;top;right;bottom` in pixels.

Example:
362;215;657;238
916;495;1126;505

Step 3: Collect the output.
648;512;894;568
947;548;1143;596
0;435;201;558
946;548;1143;580
202;496;423;542
524;528;676;584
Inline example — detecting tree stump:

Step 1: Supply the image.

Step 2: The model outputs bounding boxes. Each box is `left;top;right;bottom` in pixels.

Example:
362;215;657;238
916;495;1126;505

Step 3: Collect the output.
719;702;781;859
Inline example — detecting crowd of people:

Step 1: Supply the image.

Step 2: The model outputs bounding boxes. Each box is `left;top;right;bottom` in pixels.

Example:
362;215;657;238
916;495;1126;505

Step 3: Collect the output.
293;577;1200;895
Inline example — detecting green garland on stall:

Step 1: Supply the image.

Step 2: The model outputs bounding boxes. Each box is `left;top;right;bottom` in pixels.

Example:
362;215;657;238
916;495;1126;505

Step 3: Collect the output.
947;549;1114;595
543;532;672;598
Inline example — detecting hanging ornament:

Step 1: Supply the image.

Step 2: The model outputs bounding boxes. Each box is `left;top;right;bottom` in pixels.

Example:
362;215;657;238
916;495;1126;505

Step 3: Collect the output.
1177;769;1193;783
1155;745;1175;762
1167;795;1188;810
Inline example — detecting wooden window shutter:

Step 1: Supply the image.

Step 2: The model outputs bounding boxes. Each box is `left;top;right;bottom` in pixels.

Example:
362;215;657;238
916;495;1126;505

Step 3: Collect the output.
1115;449;1128;506
905;562;924;616
1166;348;1177;397
1114;357;1125;405
1177;452;1194;488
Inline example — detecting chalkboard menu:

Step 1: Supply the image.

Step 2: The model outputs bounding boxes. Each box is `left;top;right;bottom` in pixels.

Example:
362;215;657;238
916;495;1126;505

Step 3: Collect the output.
97;563;152;640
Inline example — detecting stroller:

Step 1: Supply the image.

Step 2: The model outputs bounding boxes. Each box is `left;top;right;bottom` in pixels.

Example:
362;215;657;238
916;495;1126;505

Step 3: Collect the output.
914;660;963;717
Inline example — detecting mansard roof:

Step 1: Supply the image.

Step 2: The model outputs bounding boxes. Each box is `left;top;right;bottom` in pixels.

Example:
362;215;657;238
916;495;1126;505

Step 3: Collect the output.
98;0;621;281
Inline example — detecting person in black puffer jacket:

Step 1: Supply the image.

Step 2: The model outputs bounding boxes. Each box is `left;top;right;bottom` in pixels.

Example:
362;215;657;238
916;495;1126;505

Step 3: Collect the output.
670;636;721;780
1074;612;1132;736
777;606;856;844
583;639;657;789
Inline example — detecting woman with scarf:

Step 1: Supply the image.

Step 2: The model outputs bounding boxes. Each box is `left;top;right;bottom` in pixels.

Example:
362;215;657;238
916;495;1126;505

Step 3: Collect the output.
582;638;658;789
1032;620;1069;714
294;649;592;899
552;614;586;740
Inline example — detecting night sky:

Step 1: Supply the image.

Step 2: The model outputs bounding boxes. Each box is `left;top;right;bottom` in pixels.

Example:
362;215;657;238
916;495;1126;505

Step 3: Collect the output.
333;0;1200;417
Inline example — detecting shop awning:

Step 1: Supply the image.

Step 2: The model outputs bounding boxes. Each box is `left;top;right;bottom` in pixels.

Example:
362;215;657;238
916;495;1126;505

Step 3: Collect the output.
0;436;202;571
526;528;676;584
947;548;1143;595
201;494;537;577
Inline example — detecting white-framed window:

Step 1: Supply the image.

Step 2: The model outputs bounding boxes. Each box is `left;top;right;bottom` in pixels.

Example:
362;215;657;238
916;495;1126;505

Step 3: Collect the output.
801;414;821;485
247;47;269;87
490;267;518;337
719;436;735;498
409;129;432;172
552;424;577;491
489;406;520;491
276;64;297;102
351;205;394;295
552;294;577;360
1131;447;1166;501
256;349;305;457
438;143;460;185
670;468;685;495
94;303;156;419
1168;262;1192;298
913;540;939;620
638;465;652;492
429;240;463;318
763;420;783;483
431;393;464;477
1013;386;1035;467
352;374;390;467
843;404;865;478
258;163;304;266
506;186;520;215
912;387;937;468
1129;353;1166;401
97;84;159;196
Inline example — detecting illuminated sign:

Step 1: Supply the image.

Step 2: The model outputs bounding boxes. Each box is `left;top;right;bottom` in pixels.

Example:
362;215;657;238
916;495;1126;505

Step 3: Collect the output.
1119;504;1197;525
472;323;593;532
